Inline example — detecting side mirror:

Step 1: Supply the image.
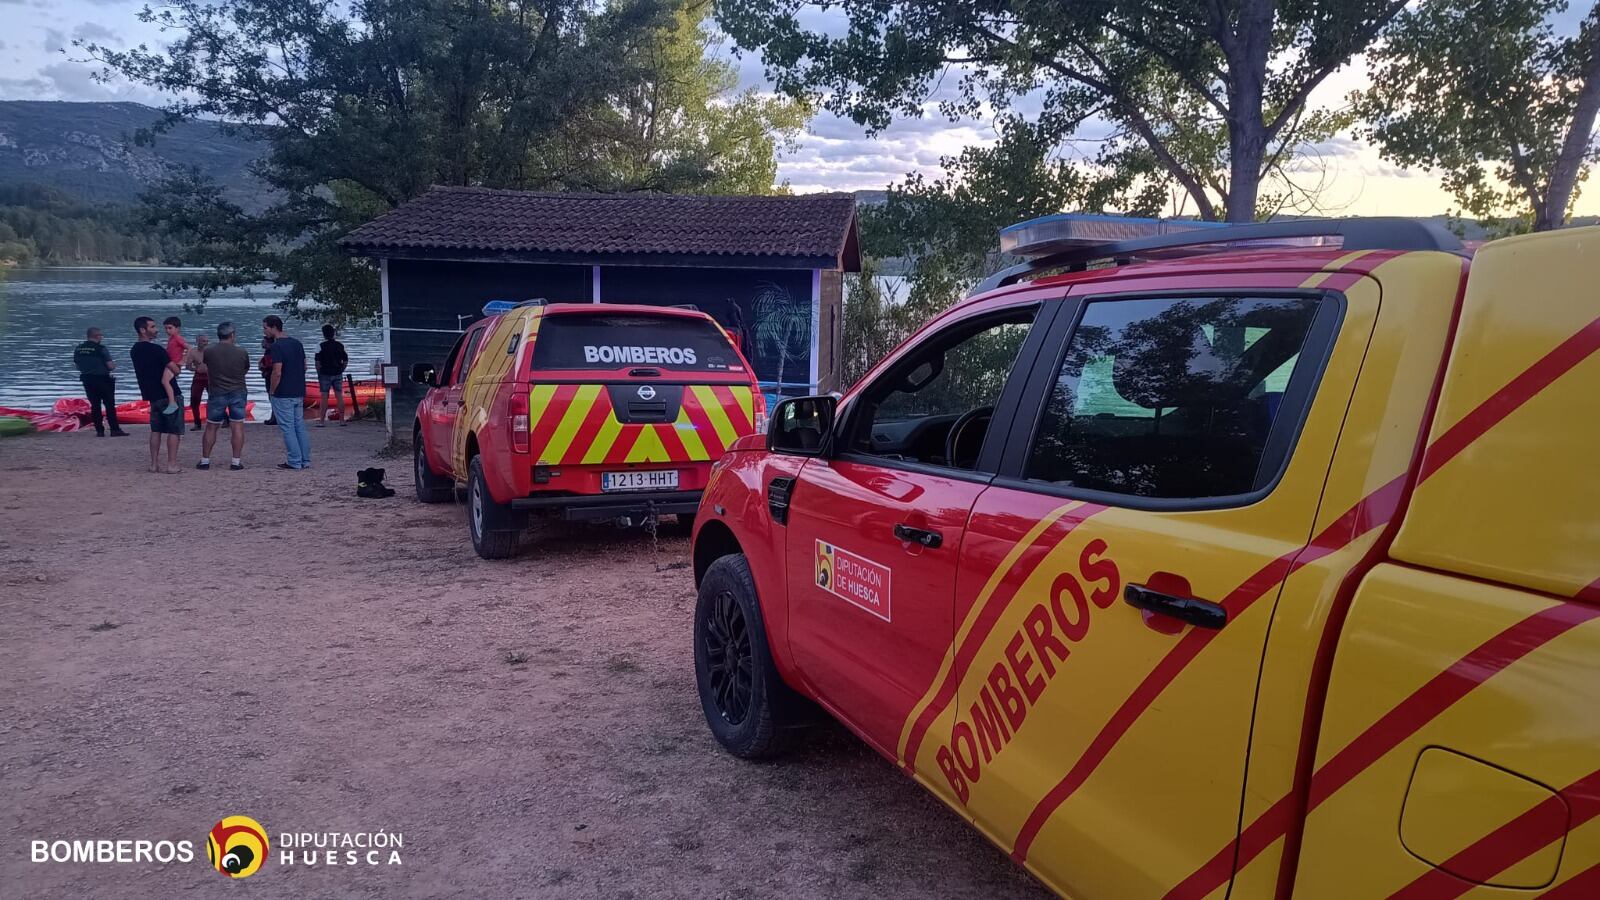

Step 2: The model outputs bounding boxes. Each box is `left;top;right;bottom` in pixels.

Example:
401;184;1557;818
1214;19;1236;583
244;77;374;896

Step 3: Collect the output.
410;363;437;387
769;395;837;456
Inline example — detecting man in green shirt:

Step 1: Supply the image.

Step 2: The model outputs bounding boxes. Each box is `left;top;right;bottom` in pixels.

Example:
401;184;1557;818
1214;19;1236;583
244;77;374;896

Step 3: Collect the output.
73;326;127;437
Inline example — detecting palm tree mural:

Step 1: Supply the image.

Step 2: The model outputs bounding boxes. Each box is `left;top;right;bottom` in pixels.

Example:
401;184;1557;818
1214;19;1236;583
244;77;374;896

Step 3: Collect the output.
751;280;811;393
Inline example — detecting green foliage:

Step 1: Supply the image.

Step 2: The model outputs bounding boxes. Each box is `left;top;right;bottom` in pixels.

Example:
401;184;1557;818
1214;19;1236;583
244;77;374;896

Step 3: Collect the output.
861;116;1168;314
1356;0;1600;232
0;184;173;266
84;0;810;321
841;258;920;387
598;3;810;193
716;0;1406;222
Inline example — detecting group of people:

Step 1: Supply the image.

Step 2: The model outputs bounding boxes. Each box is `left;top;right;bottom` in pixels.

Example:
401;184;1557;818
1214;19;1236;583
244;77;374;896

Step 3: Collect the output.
72;315;350;473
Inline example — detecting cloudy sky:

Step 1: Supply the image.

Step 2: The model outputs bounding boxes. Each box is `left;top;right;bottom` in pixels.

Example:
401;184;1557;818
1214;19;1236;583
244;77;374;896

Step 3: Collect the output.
3;0;1595;218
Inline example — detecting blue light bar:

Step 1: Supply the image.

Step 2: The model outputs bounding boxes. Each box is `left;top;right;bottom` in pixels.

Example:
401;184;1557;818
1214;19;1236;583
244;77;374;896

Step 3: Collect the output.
482;299;547;316
1000;214;1226;259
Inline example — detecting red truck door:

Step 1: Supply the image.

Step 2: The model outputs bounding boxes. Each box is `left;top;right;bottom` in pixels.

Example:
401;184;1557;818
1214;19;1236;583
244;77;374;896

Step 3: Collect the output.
431;323;486;478
783;300;1053;758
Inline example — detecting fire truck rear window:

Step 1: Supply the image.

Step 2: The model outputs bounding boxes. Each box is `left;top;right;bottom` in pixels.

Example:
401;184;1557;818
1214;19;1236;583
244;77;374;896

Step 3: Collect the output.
531;314;740;372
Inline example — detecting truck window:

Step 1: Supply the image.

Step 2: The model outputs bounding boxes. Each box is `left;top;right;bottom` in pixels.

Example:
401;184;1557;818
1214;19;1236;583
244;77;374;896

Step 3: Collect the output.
438;333;468;387
454;326;486;384
849;306;1037;469
531;313;741;372
1026;296;1321;499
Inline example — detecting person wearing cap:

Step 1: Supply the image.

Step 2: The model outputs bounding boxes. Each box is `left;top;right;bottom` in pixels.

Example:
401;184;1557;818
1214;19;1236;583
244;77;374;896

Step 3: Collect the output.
197;322;251;471
73;326;128;437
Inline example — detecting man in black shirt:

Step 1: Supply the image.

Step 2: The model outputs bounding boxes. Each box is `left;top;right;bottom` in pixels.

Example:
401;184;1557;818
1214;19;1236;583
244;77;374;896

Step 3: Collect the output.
131;316;184;473
73;326;127;437
263;315;310;470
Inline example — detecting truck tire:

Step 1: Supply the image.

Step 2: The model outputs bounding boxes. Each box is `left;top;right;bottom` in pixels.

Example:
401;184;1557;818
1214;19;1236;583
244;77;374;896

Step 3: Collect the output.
694;553;795;758
467;455;520;559
414;432;454;504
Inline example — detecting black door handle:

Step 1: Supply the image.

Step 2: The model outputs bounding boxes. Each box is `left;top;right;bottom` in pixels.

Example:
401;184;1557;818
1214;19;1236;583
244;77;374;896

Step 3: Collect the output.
1124;584;1227;629
893;523;943;549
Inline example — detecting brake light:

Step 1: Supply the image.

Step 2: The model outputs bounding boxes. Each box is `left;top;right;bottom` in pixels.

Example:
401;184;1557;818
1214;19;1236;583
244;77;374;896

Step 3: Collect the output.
509;386;530;453
752;389;768;434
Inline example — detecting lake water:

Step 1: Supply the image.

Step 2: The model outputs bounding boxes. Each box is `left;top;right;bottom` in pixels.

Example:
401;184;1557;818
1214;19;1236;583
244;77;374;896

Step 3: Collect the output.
0;267;383;410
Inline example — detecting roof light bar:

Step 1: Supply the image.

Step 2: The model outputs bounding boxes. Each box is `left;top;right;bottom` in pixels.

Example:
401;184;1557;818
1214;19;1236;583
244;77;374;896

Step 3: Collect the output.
973;216;1464;296
482;298;547;316
1000;213;1224;259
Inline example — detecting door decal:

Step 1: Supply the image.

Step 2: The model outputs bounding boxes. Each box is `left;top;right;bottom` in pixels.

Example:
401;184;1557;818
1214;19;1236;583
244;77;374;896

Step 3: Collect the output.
815;540;893;622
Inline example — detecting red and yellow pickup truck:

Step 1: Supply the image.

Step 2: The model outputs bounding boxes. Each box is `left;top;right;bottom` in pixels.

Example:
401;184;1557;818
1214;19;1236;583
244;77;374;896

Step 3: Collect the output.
412;301;763;558
688;218;1600;898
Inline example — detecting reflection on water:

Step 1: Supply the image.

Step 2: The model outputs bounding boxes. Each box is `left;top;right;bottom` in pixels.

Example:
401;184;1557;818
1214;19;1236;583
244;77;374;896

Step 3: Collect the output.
0;268;382;409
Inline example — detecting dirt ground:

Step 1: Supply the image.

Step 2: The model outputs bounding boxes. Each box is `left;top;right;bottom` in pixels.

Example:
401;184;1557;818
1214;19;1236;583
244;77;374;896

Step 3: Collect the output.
0;422;1047;899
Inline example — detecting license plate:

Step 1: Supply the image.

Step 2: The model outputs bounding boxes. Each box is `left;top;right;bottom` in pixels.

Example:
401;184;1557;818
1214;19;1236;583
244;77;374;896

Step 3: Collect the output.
601;470;679;492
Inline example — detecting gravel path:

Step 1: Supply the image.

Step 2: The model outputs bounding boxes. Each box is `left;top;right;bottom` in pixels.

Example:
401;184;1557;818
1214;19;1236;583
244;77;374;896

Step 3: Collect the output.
0;423;1047;899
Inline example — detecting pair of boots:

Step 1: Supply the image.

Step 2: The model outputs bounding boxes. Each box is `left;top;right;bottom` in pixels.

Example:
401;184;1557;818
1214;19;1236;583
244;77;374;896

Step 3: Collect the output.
356;467;396;499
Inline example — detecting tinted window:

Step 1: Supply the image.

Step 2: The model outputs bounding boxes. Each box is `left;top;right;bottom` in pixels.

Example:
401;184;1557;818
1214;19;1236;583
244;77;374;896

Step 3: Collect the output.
455;327;486;383
438;333;467;387
851;306;1036;469
531;314;741;372
1026;297;1321;499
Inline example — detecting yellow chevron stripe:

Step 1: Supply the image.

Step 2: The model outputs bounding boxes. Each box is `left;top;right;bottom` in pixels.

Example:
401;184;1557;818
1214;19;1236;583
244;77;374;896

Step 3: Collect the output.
526;383;559;435
1299;249;1375;289
581;414;623;465
673;406;709;460
732;386;753;428
692;385;739;448
626;426;672;463
541;384;600;463
895;500;1088;764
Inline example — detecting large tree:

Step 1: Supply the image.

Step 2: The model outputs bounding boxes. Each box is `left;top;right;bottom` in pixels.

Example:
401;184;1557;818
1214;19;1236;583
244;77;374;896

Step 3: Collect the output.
863;115;1166;310
85;0;808;319
1357;0;1600;232
716;0;1404;222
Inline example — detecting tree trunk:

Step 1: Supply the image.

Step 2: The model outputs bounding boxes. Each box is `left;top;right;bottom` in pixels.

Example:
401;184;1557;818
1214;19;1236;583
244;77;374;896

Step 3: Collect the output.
1223;0;1274;223
1227;118;1268;223
1539;6;1600;231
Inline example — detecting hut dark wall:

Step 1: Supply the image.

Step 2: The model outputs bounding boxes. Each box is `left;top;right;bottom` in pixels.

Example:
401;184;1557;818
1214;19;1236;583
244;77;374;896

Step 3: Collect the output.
386;259;589;431
600;266;817;395
384;259;837;431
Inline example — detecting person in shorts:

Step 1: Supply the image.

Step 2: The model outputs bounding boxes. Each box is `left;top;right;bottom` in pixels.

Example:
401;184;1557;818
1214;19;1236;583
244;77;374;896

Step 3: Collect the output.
187;332;210;431
197;321;251;471
314;323;349;427
131;316;184;473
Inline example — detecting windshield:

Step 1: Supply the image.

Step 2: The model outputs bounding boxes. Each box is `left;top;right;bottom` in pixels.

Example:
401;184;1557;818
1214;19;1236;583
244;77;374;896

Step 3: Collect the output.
531;314;742;372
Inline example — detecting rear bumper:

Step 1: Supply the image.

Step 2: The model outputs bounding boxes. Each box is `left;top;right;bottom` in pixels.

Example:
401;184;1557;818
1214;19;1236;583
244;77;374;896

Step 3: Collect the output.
510;490;702;521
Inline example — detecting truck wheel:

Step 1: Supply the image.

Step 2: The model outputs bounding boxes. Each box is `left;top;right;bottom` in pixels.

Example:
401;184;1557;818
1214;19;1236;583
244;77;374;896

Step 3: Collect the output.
414;433;454;504
467;456;520;559
694;554;794;758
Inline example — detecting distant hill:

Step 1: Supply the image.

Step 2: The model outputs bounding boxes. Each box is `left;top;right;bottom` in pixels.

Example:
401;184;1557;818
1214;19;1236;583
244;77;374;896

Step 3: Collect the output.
0;101;269;208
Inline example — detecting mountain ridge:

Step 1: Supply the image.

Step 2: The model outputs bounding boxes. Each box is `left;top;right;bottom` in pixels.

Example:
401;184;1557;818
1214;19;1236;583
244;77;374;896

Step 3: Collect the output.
0;100;269;208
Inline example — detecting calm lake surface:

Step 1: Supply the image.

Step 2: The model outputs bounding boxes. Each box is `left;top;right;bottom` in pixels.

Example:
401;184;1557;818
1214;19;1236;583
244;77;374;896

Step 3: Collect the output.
0;267;383;410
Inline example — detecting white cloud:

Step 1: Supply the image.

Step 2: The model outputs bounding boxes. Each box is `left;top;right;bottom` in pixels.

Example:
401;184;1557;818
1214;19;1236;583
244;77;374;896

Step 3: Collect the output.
72;22;121;47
